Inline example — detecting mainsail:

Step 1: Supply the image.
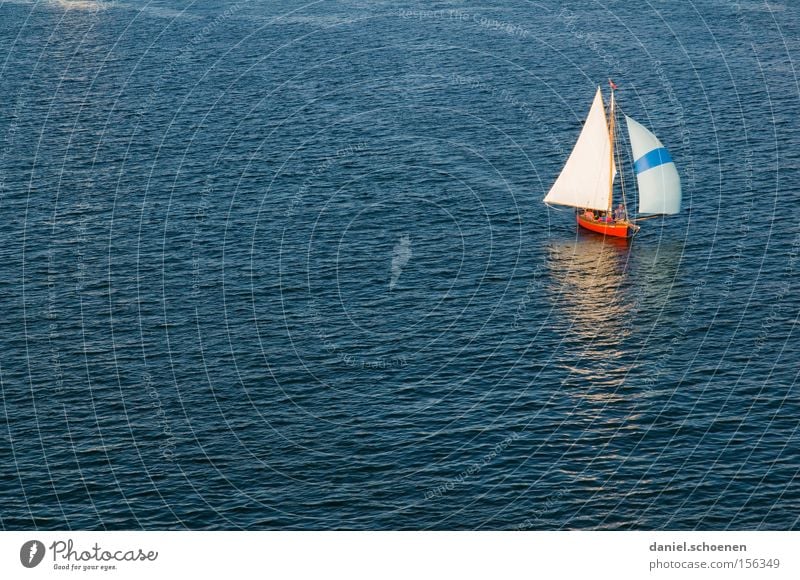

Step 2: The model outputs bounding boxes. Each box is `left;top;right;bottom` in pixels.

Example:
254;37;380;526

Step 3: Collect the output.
544;88;615;211
625;116;681;215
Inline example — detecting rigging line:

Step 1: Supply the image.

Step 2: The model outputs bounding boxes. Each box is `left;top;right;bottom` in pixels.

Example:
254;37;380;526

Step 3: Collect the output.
614;108;629;218
632;214;668;222
607;91;615;214
615;103;636;220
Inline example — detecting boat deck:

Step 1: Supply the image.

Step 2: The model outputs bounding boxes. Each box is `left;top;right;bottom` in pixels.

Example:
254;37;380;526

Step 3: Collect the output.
576;213;638;238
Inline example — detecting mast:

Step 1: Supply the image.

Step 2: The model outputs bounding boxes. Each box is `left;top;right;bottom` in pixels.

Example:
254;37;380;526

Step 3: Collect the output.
607;89;615;214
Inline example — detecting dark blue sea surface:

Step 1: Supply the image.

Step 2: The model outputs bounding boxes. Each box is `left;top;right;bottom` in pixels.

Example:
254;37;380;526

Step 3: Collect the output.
1;0;798;530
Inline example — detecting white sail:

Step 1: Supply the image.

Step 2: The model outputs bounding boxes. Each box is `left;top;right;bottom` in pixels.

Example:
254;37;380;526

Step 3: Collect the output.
544;88;615;211
625;116;681;215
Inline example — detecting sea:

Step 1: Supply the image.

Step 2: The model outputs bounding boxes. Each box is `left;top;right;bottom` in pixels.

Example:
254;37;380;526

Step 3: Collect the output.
0;0;798;530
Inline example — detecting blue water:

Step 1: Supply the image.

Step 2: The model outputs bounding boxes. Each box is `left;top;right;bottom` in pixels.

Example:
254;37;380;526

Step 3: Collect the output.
1;0;798;530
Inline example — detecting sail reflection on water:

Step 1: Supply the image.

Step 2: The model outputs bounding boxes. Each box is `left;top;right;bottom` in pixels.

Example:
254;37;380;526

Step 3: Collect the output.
544;236;634;392
543;235;685;394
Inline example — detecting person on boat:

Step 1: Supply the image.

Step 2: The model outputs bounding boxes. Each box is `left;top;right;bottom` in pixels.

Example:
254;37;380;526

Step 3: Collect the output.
584;209;595;220
614;204;626;222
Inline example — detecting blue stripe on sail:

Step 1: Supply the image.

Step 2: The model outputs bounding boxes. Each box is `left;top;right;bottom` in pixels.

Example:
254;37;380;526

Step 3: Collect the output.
634;147;673;174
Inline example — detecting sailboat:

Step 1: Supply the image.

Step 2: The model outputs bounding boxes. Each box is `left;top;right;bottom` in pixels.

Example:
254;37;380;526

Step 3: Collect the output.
544;83;681;238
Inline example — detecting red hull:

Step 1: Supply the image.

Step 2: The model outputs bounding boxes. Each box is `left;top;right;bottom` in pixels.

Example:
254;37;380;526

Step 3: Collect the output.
576;214;636;238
